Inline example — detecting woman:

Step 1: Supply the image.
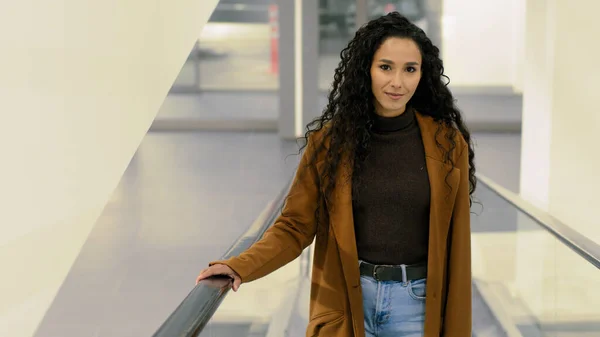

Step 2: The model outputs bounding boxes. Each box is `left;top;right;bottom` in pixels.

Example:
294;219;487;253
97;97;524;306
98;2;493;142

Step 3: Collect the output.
196;12;476;337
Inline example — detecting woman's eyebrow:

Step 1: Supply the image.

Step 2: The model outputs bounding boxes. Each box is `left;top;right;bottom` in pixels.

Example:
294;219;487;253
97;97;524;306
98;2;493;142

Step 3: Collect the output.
378;59;420;66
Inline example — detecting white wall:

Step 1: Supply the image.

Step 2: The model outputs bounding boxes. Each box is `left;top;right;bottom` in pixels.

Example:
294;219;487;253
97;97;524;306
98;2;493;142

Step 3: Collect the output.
442;0;522;89
547;0;600;243
518;0;600;326
511;0;527;93
0;1;219;336
519;0;554;210
520;0;600;243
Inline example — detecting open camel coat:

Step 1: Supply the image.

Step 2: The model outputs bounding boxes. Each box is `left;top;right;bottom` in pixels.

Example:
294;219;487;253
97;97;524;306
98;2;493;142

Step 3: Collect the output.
210;112;472;336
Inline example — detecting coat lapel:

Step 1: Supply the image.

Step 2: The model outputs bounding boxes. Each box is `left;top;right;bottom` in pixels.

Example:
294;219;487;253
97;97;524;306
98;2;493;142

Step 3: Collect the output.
326;154;364;335
327;152;361;287
415;112;461;335
415;112;460;237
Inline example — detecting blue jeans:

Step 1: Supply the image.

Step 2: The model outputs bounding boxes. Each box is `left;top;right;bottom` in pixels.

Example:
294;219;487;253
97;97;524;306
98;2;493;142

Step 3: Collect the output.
360;269;427;336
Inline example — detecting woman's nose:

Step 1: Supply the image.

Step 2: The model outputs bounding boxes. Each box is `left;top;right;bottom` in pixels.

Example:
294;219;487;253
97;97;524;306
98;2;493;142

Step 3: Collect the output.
390;73;403;88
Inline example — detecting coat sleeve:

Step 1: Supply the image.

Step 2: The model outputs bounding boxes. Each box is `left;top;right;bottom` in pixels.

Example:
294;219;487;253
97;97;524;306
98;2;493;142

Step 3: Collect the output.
208;135;321;283
442;142;472;336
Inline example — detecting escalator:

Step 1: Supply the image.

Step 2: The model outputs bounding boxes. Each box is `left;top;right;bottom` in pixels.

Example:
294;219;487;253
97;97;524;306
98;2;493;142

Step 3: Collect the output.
152;174;600;336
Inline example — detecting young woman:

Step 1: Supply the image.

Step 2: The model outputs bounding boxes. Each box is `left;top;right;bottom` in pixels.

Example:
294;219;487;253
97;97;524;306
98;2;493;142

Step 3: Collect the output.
196;12;476;337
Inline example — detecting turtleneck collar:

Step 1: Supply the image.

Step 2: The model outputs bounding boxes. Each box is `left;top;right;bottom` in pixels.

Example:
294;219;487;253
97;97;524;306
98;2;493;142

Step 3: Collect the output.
372;107;416;133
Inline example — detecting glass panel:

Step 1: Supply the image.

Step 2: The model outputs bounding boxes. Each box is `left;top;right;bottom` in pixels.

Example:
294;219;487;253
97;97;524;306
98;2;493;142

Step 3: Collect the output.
472;183;600;336
318;0;353;92
174;0;277;92
157;0;278;123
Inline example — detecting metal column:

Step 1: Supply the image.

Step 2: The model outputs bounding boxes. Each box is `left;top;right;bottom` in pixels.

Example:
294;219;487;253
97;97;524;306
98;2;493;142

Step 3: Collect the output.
277;0;319;140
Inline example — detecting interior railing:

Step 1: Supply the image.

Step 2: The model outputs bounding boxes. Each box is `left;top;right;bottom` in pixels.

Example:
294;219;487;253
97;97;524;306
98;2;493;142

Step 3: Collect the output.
151;179;293;337
477;174;600;269
472;174;600;336
151;173;600;337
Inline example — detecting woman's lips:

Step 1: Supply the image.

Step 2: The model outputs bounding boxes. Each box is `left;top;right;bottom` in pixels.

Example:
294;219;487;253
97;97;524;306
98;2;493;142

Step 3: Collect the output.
385;92;404;100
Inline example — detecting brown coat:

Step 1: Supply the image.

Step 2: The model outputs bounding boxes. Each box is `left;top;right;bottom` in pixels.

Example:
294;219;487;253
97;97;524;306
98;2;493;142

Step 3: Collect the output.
211;112;472;336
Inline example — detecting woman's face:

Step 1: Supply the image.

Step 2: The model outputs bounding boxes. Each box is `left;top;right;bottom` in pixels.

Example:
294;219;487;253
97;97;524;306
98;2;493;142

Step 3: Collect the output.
370;37;422;117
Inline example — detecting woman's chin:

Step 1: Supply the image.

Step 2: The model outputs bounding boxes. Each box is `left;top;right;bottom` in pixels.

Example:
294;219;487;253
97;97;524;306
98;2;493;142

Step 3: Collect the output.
378;105;406;117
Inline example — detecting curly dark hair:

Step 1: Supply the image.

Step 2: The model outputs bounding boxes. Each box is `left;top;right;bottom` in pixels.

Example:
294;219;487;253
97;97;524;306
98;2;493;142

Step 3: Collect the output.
299;12;476;225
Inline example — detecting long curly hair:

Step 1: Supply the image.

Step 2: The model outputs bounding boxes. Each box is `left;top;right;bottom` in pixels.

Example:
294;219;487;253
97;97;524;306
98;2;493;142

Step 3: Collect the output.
299;12;476;226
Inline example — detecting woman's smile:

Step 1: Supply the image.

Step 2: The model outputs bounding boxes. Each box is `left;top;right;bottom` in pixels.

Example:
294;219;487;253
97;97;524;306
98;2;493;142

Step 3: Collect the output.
385;92;405;100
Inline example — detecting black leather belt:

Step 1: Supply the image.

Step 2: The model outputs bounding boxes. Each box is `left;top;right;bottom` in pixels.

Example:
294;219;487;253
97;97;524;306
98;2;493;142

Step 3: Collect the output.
359;261;427;282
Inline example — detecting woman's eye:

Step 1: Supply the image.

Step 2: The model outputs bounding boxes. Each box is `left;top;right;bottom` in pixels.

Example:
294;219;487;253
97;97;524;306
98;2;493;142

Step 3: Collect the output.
379;64;391;71
407;66;417;73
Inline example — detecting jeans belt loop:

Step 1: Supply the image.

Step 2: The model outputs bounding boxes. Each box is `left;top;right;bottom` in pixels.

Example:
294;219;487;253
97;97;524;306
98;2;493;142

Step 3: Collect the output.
400;264;408;284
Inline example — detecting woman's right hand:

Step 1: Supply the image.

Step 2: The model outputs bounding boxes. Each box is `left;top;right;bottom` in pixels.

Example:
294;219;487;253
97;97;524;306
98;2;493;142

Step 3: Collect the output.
195;264;242;292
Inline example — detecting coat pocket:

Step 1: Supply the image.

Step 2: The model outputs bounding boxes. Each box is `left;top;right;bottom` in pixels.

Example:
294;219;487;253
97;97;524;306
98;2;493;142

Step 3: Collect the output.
307;310;345;337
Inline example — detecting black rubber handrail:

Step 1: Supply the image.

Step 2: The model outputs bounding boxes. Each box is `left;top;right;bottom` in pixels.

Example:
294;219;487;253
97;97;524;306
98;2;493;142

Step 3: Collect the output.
151;179;293;337
477;173;600;269
152;172;600;336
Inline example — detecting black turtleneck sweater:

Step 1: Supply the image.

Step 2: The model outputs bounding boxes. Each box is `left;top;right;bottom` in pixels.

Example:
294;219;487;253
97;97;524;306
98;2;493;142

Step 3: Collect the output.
352;107;431;265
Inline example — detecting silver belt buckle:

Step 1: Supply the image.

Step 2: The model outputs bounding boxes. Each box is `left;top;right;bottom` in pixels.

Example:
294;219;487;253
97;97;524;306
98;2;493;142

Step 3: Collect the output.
373;265;383;281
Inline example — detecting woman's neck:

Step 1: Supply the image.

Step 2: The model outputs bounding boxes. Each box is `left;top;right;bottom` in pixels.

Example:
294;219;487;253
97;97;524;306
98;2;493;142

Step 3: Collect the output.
372;107;415;133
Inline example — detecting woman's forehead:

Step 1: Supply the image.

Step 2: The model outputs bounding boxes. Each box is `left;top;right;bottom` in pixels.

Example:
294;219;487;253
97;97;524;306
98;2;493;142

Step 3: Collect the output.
374;37;422;62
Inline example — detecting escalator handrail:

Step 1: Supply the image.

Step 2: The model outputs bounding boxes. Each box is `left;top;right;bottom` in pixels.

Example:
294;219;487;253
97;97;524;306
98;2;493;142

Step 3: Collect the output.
151;179;294;337
477;173;600;269
152;172;599;337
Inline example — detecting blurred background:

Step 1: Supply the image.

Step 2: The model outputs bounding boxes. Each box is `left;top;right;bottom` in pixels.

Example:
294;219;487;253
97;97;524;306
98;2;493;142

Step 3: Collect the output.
158;0;521;135
1;0;598;337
